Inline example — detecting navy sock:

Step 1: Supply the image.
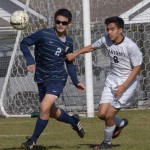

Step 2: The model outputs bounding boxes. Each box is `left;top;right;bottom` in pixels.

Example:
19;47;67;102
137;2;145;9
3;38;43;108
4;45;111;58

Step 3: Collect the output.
114;116;123;127
57;109;76;126
31;118;48;143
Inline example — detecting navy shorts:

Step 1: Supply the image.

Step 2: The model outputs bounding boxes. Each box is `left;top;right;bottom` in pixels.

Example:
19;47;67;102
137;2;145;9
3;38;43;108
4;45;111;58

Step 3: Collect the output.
37;81;66;102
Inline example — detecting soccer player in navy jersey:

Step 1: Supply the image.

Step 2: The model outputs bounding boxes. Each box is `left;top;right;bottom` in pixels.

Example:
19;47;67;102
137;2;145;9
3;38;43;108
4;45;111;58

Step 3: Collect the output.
67;16;143;149
20;8;85;150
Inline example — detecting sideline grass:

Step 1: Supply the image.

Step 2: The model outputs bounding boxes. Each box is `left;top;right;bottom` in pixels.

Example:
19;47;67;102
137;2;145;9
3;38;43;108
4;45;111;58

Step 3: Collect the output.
0;109;150;150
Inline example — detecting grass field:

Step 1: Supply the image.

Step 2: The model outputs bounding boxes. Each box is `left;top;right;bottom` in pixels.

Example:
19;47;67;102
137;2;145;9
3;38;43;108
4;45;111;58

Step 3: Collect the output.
0;109;150;150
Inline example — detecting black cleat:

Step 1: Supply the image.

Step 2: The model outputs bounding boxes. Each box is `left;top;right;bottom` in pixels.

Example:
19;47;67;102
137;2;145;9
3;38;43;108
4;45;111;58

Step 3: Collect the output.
99;142;112;149
72;114;85;138
112;118;128;139
94;142;112;149
21;137;35;150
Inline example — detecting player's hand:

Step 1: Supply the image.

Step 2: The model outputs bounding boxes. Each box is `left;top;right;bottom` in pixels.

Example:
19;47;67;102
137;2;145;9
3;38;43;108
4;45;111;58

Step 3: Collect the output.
66;53;76;61
27;64;35;73
114;84;126;98
76;83;86;92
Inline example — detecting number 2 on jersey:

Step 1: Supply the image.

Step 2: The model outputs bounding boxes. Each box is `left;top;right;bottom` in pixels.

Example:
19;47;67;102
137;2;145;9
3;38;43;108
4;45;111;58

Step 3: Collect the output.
55;48;62;56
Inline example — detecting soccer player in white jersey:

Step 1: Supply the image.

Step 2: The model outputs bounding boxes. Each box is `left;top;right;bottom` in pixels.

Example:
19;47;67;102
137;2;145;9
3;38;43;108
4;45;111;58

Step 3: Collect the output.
67;16;143;149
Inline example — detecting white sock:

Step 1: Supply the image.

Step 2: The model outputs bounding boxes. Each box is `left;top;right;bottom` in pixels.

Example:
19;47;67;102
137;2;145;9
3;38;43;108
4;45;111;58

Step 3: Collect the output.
104;125;116;144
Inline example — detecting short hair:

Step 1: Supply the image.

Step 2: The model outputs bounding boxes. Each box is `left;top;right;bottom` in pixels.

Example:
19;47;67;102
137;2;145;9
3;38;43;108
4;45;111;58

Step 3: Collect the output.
105;16;124;29
54;8;72;23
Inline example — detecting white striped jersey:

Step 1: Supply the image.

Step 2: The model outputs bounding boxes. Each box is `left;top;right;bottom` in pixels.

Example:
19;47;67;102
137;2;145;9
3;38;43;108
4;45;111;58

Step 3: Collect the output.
92;35;143;77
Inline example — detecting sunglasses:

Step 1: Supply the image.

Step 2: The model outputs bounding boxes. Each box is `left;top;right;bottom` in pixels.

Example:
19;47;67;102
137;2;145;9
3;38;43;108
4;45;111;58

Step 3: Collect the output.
55;20;69;26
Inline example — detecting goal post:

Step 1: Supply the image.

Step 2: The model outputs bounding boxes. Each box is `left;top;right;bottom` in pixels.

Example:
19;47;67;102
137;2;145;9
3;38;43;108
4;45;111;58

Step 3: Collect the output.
0;0;32;117
82;0;94;118
0;30;23;117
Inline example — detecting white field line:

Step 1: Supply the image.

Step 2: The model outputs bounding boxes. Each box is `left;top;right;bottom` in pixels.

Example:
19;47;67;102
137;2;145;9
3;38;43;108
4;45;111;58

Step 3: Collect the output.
0;132;50;137
0;121;33;125
0;120;50;137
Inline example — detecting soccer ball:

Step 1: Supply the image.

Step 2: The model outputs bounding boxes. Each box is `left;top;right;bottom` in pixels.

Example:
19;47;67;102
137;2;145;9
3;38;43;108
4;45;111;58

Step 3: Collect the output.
10;10;29;30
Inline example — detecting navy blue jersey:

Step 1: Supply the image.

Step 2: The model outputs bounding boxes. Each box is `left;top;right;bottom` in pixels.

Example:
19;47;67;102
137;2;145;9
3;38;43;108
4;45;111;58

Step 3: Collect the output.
20;28;79;85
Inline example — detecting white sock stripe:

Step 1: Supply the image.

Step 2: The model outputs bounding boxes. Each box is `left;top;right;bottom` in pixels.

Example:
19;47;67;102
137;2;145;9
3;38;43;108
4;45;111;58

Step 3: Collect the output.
77;122;83;130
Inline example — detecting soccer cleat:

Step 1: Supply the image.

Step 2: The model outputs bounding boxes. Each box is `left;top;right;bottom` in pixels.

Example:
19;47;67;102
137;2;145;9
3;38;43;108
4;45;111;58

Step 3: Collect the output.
99;142;112;149
21;136;35;150
112;118;128;139
94;142;112;149
71;114;85;138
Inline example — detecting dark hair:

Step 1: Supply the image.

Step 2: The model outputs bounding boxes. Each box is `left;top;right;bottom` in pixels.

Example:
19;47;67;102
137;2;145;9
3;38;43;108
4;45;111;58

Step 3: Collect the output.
105;16;124;29
54;8;72;23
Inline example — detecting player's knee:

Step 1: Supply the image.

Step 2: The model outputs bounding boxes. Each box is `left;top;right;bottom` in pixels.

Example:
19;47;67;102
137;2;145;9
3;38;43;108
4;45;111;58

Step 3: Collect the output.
40;108;50;119
97;111;105;120
105;114;114;122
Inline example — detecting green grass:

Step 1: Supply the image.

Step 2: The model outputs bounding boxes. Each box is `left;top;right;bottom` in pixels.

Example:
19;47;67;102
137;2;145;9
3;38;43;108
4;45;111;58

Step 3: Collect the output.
0;109;150;150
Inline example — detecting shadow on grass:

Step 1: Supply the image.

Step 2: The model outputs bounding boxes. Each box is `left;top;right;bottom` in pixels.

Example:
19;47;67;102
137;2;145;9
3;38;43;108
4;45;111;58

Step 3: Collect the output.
86;143;121;149
1;145;63;150
1;143;120;150
34;145;63;149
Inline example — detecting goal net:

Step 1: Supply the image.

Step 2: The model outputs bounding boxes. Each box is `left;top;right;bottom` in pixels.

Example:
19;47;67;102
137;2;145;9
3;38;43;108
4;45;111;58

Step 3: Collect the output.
0;0;149;117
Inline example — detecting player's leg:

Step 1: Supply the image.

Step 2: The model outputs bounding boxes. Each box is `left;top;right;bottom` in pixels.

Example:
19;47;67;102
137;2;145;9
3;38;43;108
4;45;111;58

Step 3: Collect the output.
21;82;58;150
112;79;137;139
113;116;128;139
114;116;124;126
94;76;118;149
95;103;118;149
32;94;57;140
21;94;57;150
50;103;85;138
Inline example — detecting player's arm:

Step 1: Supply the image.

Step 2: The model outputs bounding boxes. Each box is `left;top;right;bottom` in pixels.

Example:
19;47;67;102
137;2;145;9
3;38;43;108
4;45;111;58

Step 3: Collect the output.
66;44;95;61
115;43;143;98
123;43;143;89
66;36;106;61
65;59;85;91
65;39;86;91
115;65;141;98
20;31;42;72
123;65;141;89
